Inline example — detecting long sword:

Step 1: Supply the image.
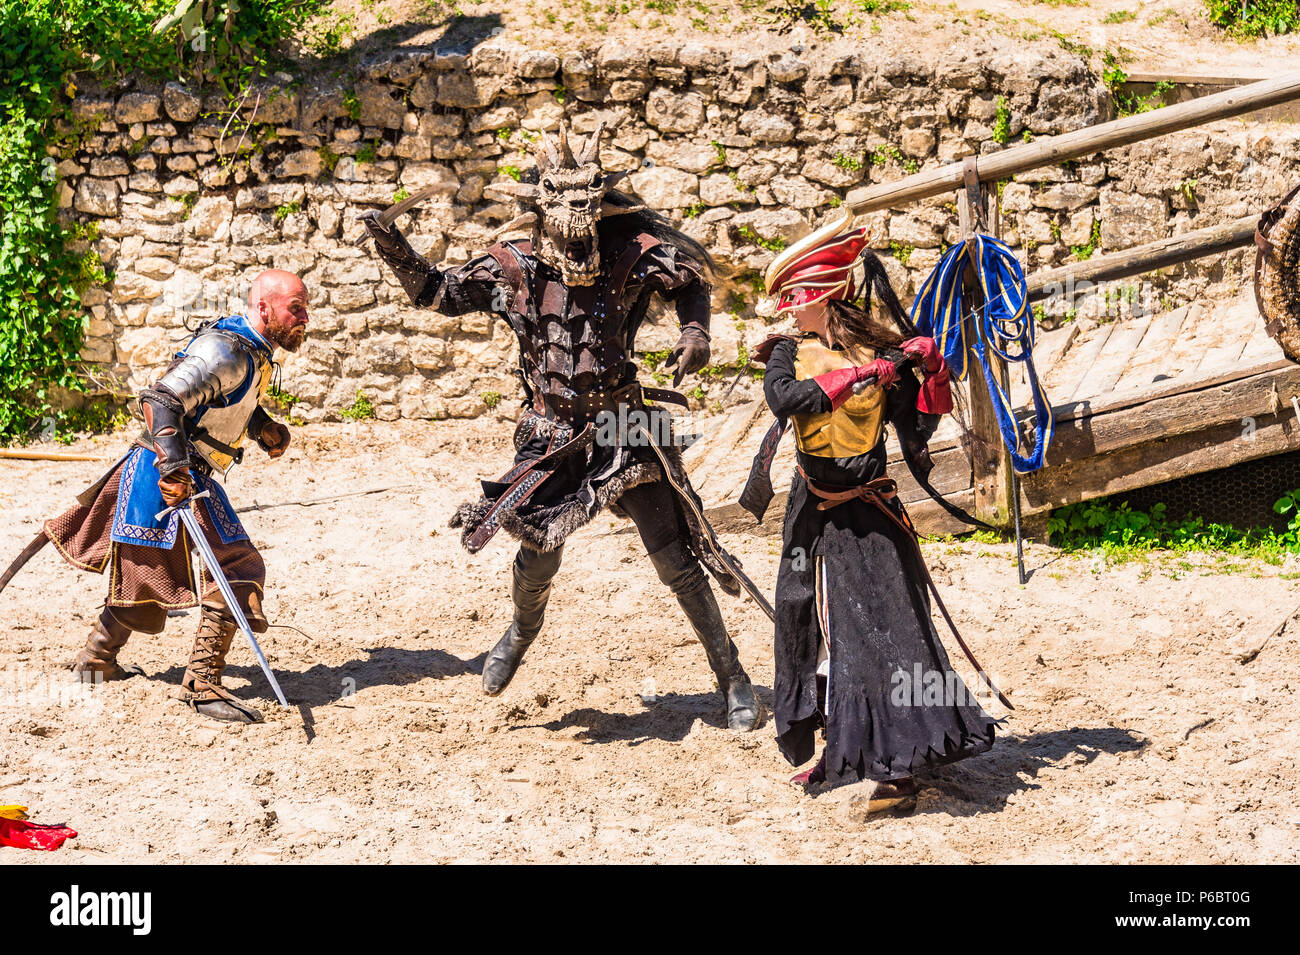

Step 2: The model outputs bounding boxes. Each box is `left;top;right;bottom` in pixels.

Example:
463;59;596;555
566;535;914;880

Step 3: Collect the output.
157;492;289;708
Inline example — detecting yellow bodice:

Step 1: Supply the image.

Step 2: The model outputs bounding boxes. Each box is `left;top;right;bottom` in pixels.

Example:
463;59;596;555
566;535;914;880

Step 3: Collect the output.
791;335;886;458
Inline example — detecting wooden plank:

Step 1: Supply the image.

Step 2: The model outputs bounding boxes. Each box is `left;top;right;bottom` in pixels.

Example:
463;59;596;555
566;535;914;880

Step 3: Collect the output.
1044;363;1300;464
1048;323;1115;401
1238;324;1286;368
1082;312;1156;398
1021;405;1300;514
1106;305;1192;397
891;445;974;505
1026;216;1258;300
1048;357;1292;426
1193;294;1265;377
846;72;1300;216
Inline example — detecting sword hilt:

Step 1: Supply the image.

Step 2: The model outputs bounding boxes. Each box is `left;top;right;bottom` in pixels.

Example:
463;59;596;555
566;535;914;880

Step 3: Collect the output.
155;489;211;523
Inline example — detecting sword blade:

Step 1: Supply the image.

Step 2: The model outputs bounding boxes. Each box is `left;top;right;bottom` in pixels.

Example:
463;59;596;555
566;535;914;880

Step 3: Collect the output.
177;505;289;708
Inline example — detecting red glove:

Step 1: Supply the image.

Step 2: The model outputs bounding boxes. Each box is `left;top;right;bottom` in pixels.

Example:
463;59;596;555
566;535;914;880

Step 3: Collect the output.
917;362;953;415
814;359;898;410
900;336;944;374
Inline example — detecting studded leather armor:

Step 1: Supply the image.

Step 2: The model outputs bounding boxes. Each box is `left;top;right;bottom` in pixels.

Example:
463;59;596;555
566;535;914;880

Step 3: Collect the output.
370;224;711;420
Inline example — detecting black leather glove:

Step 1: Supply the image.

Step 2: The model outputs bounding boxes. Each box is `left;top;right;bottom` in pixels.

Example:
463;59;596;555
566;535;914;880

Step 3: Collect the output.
356;209;404;252
665;325;711;387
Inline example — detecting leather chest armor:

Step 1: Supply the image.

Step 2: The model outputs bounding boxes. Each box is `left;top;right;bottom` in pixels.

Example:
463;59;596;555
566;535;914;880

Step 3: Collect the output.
792;335;886;458
487;235;661;418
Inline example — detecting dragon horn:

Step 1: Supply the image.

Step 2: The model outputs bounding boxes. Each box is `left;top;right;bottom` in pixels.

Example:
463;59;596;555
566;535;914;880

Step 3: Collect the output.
579;121;605;165
537;131;560;172
556;123;575;166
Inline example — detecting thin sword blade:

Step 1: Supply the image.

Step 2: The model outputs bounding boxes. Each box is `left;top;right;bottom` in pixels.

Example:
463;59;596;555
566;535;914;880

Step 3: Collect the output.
177;505;289;708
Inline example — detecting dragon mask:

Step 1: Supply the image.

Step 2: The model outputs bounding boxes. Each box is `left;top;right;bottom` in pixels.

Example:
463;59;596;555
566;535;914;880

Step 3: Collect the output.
485;121;643;286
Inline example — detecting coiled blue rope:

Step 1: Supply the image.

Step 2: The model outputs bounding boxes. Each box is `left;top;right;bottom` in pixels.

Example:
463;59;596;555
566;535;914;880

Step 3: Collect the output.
909;234;1054;473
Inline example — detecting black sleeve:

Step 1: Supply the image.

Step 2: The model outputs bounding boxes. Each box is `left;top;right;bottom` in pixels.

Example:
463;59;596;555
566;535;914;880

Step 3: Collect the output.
762;337;831;419
643;246;711;334
886;365;939;451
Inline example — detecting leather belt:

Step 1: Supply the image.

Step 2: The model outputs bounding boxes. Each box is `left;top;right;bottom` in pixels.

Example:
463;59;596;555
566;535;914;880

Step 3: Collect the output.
799;466;1014;711
534;381;688;423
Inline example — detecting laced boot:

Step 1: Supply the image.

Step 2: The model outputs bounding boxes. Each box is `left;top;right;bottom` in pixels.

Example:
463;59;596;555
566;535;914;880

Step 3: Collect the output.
482;549;557;696
181;602;262;724
69;610;137;683
647;540;760;731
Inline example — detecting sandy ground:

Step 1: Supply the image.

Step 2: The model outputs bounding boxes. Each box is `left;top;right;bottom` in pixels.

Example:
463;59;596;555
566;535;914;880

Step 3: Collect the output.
309;0;1300;79
1;416;1297;864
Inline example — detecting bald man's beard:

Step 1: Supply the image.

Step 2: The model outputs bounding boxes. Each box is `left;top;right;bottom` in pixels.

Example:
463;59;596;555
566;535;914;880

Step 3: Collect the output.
264;315;307;352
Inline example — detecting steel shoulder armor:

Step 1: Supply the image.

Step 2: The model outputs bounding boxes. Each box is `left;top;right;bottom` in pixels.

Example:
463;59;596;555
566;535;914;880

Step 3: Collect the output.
142;329;271;475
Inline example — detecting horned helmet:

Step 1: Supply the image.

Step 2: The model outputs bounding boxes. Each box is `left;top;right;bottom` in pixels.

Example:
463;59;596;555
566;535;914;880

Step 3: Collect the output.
486;121;641;287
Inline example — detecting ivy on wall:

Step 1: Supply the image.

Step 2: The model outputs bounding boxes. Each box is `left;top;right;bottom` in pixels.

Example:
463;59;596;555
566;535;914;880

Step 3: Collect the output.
0;0;324;444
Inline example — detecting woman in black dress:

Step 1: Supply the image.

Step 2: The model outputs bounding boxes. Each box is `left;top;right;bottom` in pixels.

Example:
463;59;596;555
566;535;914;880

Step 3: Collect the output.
754;213;999;808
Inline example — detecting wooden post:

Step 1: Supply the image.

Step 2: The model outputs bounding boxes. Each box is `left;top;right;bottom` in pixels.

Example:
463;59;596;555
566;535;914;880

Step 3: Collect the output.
957;168;1015;529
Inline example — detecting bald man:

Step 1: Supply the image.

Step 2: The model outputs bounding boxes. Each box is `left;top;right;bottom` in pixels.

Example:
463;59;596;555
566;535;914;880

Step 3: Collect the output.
37;270;310;724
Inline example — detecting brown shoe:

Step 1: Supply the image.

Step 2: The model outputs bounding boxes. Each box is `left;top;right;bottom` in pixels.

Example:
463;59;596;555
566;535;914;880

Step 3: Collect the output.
863;777;918;814
69;611;139;683
180;603;263;724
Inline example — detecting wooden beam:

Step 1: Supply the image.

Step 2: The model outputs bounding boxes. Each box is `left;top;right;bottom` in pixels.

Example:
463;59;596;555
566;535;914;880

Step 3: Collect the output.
846;72;1300;216
1026;215;1260;303
1042;363;1300;464
1020;408;1300;514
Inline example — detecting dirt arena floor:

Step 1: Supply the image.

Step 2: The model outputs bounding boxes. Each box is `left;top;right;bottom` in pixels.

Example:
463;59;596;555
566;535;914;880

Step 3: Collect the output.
2;418;1297;863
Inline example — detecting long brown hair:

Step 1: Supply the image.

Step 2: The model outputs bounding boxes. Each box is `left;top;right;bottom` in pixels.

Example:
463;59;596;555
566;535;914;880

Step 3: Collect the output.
824;249;916;362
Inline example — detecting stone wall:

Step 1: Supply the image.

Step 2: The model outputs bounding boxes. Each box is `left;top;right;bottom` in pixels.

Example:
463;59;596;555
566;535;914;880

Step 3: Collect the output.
56;39;1300;422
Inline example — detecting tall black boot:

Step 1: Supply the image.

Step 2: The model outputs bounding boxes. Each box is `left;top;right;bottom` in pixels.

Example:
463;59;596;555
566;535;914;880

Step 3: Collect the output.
647;539;760;731
482;547;560;696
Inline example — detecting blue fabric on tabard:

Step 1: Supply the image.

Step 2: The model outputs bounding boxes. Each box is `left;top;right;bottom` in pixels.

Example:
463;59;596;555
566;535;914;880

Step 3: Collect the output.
110;446;249;549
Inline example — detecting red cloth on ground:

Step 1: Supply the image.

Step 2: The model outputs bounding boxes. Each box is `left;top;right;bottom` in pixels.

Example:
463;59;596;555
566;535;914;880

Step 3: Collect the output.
0;817;77;851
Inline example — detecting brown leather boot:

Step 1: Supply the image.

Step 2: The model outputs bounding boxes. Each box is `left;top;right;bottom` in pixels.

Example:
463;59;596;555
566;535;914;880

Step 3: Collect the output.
70;610;138;683
181;602;263;724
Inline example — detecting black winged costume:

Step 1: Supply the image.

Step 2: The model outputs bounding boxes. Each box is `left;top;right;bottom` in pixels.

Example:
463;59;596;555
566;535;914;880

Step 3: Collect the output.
360;123;761;730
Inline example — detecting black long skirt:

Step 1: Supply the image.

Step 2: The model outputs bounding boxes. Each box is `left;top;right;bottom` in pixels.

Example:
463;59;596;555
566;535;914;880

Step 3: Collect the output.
773;470;998;786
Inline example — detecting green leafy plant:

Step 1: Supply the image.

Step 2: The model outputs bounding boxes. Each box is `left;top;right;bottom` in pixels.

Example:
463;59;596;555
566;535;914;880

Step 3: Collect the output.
267;384;298;410
355;139;378;164
992;95;1011;145
273;200;300;222
855;0;910;11
318;144;341;173
481;390;502;409
832;151;863;171
888;240;914;266
1048;494;1300;564
1102;9;1136;23
683;201;706;219
340;389;376;421
1071;217;1102;260
391;186;410;203
737;224;787;252
1204;0;1299;37
343;87;362;121
498;164;522;181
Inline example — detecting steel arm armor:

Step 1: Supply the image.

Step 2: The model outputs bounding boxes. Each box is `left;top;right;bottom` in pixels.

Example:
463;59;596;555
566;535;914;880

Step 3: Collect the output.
140;333;253;477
